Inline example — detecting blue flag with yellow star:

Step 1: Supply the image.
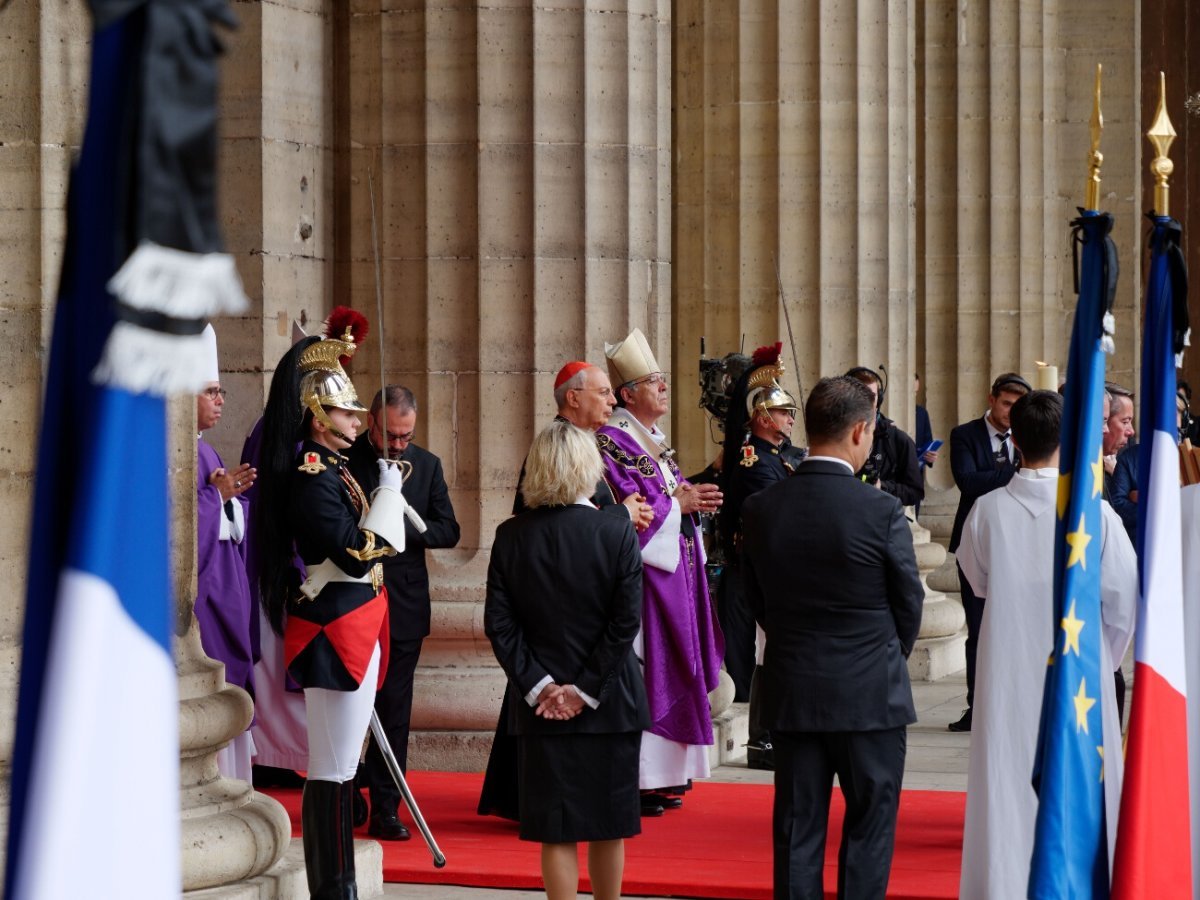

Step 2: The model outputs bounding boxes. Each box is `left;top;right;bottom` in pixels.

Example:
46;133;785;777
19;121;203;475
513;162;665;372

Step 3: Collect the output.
1028;209;1117;899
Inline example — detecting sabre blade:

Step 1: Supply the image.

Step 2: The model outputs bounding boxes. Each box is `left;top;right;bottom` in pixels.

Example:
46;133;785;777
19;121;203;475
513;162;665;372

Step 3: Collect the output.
367;169;389;461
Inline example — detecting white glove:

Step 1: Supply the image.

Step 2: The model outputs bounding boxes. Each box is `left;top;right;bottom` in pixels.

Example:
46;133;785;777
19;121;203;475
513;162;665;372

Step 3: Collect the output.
378;458;405;492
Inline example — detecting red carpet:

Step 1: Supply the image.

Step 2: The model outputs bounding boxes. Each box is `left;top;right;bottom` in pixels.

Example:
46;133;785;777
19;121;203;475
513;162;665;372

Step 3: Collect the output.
264;773;964;899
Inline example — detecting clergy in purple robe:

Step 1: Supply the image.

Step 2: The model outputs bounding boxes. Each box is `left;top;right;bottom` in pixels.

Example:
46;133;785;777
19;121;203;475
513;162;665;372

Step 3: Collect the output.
599;328;725;798
194;325;258;781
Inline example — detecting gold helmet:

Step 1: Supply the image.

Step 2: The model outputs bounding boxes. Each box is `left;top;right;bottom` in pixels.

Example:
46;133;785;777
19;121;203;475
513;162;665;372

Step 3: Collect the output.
745;361;798;420
297;327;367;438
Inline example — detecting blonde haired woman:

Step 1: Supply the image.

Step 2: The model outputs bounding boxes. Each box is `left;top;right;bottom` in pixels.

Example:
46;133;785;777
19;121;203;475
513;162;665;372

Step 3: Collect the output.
485;419;649;900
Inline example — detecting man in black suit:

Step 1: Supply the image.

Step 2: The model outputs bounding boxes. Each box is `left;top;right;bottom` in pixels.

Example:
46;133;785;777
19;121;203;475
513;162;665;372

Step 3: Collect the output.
742;376;924;900
346;385;460;840
946;372;1029;732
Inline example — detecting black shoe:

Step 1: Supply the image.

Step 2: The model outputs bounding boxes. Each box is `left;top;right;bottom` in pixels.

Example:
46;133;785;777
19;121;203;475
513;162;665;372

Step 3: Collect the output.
351;785;368;828
746;739;774;771
948;709;972;733
640;797;665;817
641;791;683;810
661;780;693;795
367;812;412;841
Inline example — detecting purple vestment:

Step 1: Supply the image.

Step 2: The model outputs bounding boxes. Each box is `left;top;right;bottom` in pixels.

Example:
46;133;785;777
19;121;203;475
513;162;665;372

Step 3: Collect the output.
196;438;257;696
597;415;723;746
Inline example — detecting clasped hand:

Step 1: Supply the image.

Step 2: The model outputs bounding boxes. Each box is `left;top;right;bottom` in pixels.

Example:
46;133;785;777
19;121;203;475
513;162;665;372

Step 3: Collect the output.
535;682;586;720
209;463;255;502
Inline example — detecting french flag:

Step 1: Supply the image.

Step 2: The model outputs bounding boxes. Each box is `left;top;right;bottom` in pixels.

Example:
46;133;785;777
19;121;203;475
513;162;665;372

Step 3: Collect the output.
0;2;252;892
2;17;180;900
1111;213;1192;897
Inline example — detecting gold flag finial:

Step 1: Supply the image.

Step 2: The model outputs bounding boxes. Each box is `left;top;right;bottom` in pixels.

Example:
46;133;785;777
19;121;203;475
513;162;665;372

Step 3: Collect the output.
1147;71;1177;216
1085;64;1104;209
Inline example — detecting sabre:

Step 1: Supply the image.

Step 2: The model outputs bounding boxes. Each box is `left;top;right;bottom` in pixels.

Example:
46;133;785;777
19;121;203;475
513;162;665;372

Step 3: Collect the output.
366;168;428;532
367;169;389;459
774;257;807;441
370;710;447;868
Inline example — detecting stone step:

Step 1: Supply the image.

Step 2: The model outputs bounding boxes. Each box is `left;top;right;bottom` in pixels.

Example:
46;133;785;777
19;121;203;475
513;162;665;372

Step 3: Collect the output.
711;700;751;767
186;838;383;900
908;630;967;683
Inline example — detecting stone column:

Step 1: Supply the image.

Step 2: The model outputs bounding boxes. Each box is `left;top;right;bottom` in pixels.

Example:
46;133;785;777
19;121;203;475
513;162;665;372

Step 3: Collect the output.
916;0;1143;492
170;399;293;895
334;1;672;768
907;522;965;682
673;0;917;472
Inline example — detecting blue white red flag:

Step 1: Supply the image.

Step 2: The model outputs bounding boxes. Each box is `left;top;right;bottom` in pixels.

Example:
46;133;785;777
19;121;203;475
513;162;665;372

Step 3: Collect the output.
1112;213;1192;898
5;2;245;895
2;18;180;900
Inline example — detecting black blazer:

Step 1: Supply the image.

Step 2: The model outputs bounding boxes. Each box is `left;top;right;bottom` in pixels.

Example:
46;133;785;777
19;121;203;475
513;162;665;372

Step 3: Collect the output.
742;459;924;732
485;505;650;736
346;436;461;640
948;417;1017;553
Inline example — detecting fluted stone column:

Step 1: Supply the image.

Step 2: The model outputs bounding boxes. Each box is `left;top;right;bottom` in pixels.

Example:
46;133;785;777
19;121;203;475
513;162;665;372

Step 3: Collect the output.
673;0;917;472
169;397;296;896
335;1;672;768
916;0;1143;493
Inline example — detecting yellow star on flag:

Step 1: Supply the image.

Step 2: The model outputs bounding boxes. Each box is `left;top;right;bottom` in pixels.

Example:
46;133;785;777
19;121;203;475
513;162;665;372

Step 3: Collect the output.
1091;446;1104;498
1065;513;1092;569
1061;600;1085;656
1073;678;1096;733
1057;473;1071;519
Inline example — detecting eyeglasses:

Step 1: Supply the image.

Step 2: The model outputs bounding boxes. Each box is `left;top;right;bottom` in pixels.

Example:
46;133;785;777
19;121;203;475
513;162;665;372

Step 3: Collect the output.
574;387;615;398
383;429;415;443
630;373;668;388
201;387;227;400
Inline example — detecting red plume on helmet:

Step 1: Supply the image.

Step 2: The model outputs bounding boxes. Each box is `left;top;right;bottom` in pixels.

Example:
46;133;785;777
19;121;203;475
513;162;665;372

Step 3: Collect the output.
750;342;783;369
323;306;369;367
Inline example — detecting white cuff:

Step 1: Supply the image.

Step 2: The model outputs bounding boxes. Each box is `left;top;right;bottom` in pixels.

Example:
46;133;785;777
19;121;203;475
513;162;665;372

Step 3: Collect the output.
218;497;244;543
575;687;599;710
525;674;553;707
363;486;408;553
641;497;682;572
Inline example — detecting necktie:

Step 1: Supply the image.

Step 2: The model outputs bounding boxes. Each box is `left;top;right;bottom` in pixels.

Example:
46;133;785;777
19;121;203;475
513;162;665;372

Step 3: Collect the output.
998;431;1011;464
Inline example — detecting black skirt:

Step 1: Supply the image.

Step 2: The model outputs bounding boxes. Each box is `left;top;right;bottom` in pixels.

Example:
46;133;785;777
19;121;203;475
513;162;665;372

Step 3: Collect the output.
517;730;641;843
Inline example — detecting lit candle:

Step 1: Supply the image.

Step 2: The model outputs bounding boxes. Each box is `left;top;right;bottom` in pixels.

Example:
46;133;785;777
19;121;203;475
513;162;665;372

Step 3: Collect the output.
1034;362;1058;391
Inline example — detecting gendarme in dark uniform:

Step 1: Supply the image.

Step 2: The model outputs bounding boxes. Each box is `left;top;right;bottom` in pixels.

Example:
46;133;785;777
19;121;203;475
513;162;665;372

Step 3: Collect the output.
346;399;460;839
716;344;800;708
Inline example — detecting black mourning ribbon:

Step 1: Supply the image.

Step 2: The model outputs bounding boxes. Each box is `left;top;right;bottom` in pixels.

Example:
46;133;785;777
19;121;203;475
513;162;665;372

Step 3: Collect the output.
1146;211;1190;357
1070;210;1119;338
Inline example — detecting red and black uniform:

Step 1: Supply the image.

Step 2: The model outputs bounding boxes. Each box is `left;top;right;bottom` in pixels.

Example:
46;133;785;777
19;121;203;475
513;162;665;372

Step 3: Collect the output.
284;440;391;691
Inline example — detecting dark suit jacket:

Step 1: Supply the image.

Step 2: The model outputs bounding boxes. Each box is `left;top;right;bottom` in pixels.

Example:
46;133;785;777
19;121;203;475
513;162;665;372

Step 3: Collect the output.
742;459;924;732
948;416;1018;552
484;505;651;737
346;436;461;641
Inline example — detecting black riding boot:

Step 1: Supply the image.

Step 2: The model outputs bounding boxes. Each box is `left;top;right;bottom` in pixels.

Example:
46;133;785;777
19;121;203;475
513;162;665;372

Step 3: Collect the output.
746;665;774;771
301;779;358;899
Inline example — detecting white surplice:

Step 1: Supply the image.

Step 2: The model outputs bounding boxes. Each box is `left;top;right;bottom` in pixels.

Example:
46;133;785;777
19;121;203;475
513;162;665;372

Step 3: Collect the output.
956;468;1137;900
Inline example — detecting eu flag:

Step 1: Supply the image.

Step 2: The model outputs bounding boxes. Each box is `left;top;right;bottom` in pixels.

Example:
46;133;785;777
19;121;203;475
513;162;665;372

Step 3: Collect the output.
1028;209;1116;899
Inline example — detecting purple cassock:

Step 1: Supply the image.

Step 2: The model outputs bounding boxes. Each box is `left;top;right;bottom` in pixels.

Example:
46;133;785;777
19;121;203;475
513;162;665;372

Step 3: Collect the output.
196;437;257;697
596;414;724;747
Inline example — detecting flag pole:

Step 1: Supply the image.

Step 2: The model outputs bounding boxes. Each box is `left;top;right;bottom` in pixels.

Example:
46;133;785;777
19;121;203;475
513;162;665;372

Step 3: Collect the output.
1148;71;1177;218
1085;64;1103;211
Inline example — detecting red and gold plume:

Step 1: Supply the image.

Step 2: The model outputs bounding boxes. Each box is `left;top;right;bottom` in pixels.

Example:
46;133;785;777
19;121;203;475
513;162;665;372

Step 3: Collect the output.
323;306;369;367
750;342;783;369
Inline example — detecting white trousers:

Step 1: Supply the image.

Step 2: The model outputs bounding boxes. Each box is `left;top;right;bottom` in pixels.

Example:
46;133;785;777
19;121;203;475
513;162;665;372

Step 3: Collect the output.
303;642;381;784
